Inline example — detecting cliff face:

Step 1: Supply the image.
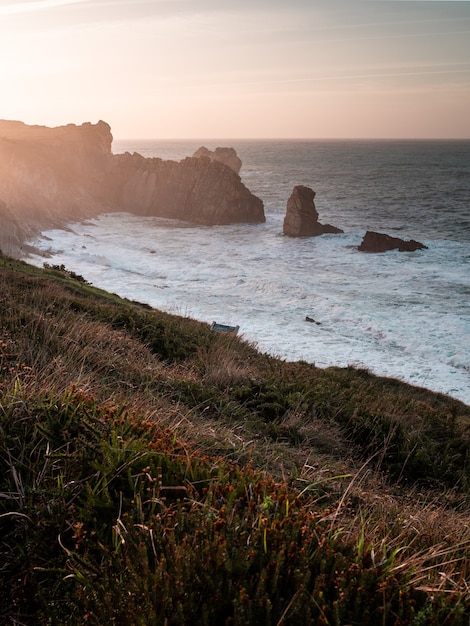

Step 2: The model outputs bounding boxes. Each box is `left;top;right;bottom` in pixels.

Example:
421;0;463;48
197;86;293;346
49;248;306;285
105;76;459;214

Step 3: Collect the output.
0;120;114;253
0;120;264;256
0;121;113;211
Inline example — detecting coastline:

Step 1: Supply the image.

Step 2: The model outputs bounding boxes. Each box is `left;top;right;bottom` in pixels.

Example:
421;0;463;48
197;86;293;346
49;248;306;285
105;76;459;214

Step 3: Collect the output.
0;216;57;260
3;130;468;408
23;209;470;408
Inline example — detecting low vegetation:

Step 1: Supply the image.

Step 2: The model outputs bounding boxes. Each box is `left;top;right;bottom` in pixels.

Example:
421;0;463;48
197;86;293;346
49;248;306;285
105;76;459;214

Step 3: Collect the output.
1;252;470;624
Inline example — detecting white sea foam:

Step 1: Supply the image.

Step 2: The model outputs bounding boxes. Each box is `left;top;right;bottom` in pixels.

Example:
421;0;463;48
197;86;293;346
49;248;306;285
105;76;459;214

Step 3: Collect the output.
25;140;470;406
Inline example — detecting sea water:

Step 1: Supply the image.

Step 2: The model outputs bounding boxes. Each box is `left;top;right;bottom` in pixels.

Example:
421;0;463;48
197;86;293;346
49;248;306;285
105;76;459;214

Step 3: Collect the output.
25;140;470;405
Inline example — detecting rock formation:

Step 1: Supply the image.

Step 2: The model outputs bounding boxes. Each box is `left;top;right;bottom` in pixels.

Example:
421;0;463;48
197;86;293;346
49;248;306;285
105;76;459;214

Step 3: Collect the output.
0;120;114;256
192;146;242;175
109;151;263;225
358;231;427;253
0;120;264;257
283;185;343;237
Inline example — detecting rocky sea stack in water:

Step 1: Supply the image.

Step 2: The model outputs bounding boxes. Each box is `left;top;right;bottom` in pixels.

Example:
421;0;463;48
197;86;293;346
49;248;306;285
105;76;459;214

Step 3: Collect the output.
358;231;427;253
0;120;264;257
283;185;343;237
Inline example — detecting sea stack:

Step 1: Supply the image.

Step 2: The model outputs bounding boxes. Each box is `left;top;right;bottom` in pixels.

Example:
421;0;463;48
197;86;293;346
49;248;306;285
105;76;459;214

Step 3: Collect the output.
283;185;343;237
358;231;428;253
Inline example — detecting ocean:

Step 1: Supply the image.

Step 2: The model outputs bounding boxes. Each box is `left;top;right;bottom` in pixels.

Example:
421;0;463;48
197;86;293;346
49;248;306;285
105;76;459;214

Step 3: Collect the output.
25;139;470;406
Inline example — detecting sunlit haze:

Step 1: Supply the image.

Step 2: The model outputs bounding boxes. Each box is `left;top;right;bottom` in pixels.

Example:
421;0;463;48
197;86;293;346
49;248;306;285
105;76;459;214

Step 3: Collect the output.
1;0;469;139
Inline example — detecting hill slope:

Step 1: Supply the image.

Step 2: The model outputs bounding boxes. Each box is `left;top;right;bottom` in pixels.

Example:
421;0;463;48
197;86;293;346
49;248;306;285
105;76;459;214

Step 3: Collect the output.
1;254;470;624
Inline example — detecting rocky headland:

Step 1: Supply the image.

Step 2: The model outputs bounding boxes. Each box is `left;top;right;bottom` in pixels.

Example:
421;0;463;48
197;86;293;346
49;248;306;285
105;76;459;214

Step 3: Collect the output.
0;120;264;257
283;185;343;237
109;150;263;225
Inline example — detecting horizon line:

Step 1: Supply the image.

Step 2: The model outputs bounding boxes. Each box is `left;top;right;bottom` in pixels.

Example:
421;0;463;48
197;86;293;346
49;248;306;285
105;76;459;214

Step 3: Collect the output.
113;136;470;142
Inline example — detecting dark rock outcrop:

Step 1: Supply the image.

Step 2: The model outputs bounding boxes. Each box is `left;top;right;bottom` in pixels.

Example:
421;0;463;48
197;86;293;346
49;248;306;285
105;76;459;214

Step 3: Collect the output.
0;119;264;256
358;231;427;253
192;146;242;175
109;151;264;225
283;185;343;237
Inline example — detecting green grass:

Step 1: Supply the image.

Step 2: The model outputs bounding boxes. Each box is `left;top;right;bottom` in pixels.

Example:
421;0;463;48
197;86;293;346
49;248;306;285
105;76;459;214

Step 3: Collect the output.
2;253;470;624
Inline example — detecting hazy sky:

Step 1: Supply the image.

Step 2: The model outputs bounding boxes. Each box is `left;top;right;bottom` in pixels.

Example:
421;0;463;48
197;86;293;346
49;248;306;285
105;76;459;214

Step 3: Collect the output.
1;0;469;138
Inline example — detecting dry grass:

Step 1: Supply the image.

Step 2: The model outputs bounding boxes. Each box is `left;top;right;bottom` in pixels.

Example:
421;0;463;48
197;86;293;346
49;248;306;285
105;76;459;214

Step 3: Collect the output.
2;255;470;623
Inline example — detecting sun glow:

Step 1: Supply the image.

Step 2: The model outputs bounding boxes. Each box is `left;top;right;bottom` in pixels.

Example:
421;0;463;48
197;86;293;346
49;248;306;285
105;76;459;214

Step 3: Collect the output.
0;0;469;138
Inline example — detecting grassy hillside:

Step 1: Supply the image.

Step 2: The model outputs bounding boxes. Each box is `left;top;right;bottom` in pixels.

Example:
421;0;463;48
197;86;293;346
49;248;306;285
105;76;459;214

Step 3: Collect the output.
1;253;470;625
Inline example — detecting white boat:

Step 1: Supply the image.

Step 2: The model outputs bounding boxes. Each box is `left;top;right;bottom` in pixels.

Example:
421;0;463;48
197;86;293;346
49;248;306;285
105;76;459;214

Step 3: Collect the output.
210;321;240;336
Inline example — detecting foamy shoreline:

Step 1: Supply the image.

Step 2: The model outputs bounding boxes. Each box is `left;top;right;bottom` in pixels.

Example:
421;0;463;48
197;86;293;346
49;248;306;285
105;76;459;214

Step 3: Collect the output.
23;211;470;409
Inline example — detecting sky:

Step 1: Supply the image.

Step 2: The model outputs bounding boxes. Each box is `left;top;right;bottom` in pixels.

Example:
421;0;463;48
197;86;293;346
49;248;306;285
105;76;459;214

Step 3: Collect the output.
0;0;469;139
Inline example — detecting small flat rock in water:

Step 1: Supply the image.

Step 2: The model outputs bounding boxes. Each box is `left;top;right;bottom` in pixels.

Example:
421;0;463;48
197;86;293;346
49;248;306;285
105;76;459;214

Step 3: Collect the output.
358;230;427;253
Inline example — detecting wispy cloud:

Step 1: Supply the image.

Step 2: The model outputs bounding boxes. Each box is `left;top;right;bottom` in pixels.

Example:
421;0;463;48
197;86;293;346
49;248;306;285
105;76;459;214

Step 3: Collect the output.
295;67;470;83
222;65;470;90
